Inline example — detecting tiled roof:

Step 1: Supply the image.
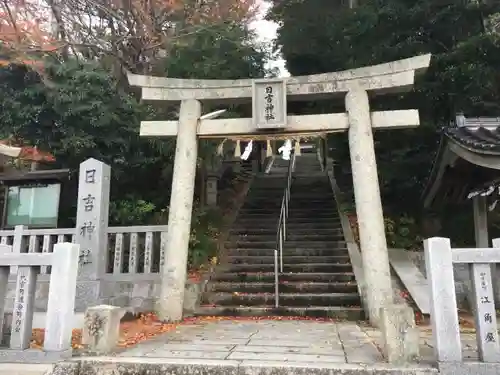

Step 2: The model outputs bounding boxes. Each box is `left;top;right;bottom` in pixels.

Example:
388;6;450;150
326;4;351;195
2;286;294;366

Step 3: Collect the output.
444;115;500;155
421;115;500;207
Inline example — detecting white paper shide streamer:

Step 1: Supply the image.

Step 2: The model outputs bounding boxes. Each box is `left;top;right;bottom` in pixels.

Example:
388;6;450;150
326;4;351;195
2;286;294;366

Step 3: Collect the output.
278;139;292;161
240;140;253;161
468;184;500;212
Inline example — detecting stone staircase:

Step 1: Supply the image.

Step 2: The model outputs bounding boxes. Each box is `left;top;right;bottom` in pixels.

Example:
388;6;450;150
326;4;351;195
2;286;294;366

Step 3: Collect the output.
288;155;363;319
197;152;363;319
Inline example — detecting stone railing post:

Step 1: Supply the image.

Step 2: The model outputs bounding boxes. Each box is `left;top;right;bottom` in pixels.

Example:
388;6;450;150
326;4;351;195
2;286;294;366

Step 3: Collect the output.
423;237;462;362
75;158;111;307
44;243;80;353
0;245;10;340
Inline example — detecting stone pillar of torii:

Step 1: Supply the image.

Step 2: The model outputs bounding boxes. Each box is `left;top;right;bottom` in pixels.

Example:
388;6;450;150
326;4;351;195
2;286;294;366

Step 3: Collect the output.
127;54;431;326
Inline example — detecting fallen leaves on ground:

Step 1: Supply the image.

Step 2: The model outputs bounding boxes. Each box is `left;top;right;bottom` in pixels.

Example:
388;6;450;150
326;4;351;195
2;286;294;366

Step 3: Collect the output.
28;314;342;350
31;328;83;350
187;271;202;282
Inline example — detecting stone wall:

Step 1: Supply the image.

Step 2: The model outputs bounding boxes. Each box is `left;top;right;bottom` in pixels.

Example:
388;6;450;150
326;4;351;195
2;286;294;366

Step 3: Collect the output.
4;275;206;316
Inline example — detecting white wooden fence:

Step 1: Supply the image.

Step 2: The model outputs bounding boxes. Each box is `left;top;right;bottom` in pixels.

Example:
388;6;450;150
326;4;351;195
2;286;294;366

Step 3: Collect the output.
425;237;500;363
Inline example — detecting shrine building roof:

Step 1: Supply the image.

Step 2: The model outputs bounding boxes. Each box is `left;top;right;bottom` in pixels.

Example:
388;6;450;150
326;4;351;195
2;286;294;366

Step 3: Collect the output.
445;117;500;155
422;114;500;208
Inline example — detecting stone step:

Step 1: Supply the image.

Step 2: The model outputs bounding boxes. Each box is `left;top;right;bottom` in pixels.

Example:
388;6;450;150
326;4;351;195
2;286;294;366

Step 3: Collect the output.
218;263;353;273
294;163;323;168
207;281;359;294
230;227;343;235
240;206;338;212
286;217;342;223
207;292;361;307
285;222;342;229
231;225;343;234
73;361;436;375
195;305;364;320
243;198;284;203
290;187;333;192
226;255;350;265
245;195;283;200
234;217;341;224
228;241;347;249
290;185;331;190
230;234;345;242
247;198;334;204
247;189;284;194
212;272;356;283
250;183;286;188
226;248;349;257
287;202;337;208
239;210;338;217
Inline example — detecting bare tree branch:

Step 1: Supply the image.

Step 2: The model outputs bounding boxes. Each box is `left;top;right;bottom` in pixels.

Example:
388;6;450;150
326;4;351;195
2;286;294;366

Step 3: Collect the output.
0;0;258;74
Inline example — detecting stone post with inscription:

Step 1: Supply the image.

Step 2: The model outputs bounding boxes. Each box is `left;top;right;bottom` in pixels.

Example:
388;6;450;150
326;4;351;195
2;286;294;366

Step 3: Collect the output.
10;266;37;349
75;158;111;309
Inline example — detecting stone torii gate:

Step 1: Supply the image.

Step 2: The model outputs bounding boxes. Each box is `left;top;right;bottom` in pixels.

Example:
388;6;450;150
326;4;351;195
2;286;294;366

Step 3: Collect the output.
128;54;431;326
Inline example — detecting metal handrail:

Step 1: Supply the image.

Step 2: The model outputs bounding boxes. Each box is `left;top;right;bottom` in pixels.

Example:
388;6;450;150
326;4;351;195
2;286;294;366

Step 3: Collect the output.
274;147;297;308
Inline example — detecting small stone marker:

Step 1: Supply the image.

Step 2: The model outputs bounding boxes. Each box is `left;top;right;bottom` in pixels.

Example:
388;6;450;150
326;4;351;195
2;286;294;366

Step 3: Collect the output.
10;266;38;350
380;304;419;364
82;305;125;354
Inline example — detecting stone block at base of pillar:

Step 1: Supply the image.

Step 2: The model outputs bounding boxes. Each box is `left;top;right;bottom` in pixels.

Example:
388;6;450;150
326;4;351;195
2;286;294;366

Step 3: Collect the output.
380;304;419;364
82;305;125;354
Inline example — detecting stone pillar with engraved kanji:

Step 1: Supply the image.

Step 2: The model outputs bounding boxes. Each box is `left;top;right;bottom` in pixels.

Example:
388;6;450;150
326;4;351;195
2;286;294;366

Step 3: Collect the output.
75;158;111;310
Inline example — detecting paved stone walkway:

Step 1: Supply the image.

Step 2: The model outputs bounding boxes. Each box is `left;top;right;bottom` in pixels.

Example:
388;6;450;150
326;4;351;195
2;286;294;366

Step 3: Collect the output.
363;326;481;363
117;320;417;365
116;319;483;366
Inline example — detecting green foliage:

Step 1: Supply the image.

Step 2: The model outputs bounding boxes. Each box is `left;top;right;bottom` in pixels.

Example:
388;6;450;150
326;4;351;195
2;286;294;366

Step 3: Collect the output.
0;18;268;231
109;198;157;226
0;61;176;226
189;206;224;268
384;216;422;250
159;23;268;80
269;0;500;223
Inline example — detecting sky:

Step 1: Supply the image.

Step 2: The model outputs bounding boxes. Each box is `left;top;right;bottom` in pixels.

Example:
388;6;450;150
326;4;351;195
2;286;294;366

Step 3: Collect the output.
249;1;290;77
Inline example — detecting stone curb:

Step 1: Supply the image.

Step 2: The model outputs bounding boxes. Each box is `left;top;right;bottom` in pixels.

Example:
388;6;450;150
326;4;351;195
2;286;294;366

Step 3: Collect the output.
50;357;439;375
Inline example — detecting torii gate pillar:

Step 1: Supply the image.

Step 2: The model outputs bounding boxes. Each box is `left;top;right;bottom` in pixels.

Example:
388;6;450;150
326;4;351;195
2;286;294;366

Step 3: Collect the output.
347;89;393;324
159;99;201;321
